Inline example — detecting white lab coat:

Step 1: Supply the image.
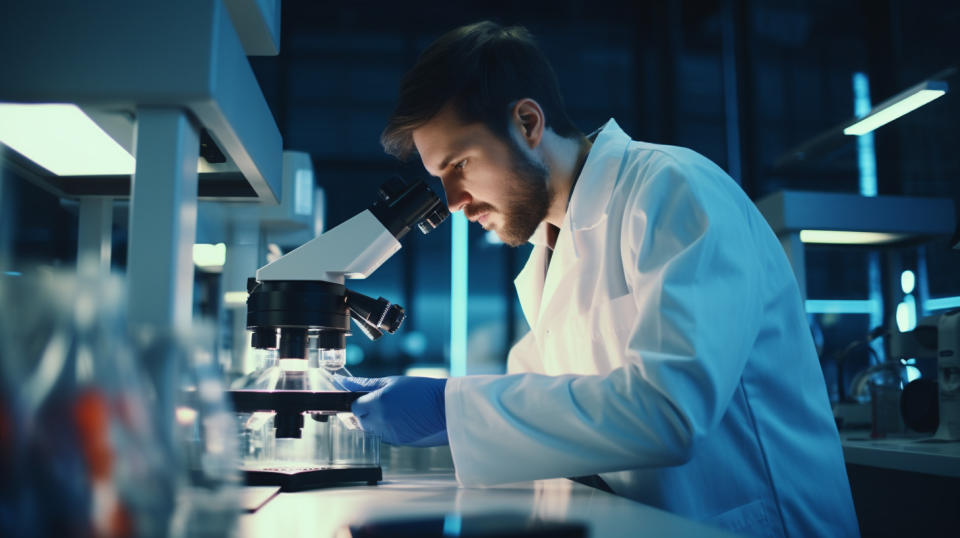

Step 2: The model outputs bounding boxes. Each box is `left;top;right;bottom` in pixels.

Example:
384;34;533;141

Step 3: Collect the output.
445;119;859;537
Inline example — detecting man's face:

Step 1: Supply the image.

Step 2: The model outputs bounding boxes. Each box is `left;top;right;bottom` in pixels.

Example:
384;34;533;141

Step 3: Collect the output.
412;104;550;247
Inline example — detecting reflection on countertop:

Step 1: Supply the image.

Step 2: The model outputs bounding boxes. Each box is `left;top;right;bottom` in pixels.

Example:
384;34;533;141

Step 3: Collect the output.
238;446;737;538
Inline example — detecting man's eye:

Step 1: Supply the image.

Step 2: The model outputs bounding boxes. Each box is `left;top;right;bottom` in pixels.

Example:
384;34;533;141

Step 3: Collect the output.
454;159;467;170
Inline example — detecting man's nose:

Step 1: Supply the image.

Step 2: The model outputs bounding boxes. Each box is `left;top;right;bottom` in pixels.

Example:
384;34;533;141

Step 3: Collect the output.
441;180;472;213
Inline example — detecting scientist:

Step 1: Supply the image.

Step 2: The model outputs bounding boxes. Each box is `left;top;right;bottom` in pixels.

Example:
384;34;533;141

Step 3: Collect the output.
339;21;859;537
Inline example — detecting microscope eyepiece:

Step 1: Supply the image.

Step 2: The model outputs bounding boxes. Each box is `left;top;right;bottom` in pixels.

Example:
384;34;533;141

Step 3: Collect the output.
418;205;450;234
369;177;448;240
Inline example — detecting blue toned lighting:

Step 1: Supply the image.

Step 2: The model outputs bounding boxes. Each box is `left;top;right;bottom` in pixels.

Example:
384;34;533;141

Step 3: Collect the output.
901;270;916;294
442;514;462;536
852;72;878;197
450;212;468;377
484;230;503;245
3;271;21;277
293;169;313;216
402;331;428;356
925;296;960;312
852;73;883;358
345;344;365;366
805;299;880;316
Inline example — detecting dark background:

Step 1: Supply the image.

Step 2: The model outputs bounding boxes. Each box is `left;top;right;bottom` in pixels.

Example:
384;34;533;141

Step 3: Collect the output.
2;0;958;382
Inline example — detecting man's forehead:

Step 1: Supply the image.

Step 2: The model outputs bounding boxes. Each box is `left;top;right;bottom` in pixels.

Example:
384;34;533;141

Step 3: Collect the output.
414;117;477;172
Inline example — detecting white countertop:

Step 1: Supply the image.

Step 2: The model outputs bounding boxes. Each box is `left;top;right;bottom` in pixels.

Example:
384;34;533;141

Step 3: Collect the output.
840;430;960;477
237;471;737;537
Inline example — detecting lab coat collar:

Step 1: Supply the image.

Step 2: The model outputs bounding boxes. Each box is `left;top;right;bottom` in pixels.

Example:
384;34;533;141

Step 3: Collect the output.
524;118;629;248
566;118;630;233
514;119;630;327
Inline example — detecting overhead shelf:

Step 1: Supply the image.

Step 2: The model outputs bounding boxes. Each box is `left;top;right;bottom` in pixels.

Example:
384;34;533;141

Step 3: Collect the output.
0;0;282;203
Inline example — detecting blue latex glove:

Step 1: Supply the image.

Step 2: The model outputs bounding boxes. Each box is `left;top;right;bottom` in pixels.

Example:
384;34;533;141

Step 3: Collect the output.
337;376;448;447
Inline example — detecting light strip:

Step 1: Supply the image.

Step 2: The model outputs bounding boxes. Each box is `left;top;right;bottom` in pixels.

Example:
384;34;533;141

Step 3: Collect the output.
193;243;226;268
223;291;248;307
843;81;947;136
852;72;878;197
799;230;909;245
925;296;960;312
450;212;468;377
805;299;879;315
0;103;135;176
852;72;884;358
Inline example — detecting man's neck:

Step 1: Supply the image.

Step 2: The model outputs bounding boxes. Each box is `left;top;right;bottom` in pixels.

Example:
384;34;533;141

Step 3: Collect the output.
544;132;593;250
541;133;592;237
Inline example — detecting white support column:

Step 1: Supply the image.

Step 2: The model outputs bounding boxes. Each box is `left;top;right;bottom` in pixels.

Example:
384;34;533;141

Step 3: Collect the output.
780;232;807;301
126;108;199;331
77;197;113;276
223;213;261;375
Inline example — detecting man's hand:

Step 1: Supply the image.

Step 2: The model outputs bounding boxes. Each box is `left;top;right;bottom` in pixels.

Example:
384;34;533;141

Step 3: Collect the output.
337;376;448;447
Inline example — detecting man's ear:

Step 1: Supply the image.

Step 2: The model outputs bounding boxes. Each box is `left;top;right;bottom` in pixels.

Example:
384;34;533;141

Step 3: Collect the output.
511;98;545;149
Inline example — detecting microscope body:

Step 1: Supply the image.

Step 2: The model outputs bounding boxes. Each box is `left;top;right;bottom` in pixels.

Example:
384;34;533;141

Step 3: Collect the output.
232;177;449;436
228;177;448;490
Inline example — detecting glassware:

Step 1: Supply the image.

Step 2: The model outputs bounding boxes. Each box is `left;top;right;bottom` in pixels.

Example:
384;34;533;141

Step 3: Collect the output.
231;345;381;487
0;269;175;536
0;268;241;537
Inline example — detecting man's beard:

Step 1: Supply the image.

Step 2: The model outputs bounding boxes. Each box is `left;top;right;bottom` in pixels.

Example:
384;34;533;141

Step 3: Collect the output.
464;140;550;247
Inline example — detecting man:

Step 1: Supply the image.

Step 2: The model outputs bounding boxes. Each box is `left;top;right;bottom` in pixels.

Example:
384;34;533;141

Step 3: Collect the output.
339;21;859;537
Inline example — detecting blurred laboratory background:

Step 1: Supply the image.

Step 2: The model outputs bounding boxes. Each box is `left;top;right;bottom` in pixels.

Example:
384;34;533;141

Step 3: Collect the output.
1;1;958;535
4;0;958;383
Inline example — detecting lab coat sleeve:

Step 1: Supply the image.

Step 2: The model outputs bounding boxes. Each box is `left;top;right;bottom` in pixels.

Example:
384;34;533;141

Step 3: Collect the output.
445;154;762;486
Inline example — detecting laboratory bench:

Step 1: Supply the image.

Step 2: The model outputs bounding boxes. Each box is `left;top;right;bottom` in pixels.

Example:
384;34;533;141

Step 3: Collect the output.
840;430;960;536
237;468;738;537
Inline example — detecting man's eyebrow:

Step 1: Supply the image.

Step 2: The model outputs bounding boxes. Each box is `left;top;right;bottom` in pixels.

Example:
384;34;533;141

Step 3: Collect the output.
437;153;457;172
435;149;467;175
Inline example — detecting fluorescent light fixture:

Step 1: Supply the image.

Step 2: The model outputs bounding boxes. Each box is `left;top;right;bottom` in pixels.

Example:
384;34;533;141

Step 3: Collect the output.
193;242;226;268
843;81;948;136
0;103;135;176
805;299;878;315
799;230;909;245
925;296;960;312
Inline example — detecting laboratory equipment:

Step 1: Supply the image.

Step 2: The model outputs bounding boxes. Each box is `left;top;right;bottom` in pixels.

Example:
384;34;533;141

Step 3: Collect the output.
888;309;960;440
229;176;449;490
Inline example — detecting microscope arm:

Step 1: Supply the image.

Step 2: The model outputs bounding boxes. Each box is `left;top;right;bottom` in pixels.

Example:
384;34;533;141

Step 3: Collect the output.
256;209;400;284
255;177;447;284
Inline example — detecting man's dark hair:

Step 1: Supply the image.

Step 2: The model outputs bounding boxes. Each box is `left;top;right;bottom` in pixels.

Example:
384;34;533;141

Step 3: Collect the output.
381;21;581;160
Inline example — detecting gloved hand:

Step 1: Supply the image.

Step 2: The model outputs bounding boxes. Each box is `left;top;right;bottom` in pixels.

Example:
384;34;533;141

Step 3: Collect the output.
336;376;448;447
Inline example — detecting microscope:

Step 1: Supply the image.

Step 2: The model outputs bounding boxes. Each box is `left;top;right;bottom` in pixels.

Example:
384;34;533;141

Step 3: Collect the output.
889;309;960;440
229;176;448;490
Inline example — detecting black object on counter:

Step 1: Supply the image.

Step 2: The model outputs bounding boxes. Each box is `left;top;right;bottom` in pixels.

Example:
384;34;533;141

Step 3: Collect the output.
900;378;939;433
229;390;367;438
244;465;382;492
